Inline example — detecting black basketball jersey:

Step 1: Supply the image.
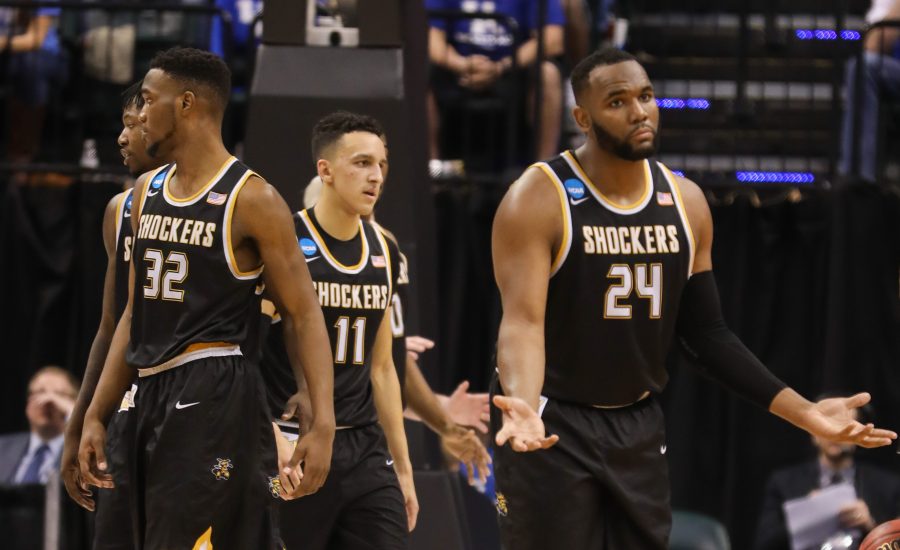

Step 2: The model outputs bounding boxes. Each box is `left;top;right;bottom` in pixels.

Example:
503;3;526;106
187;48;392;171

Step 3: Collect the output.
373;223;408;403
127;157;263;369
113;188;134;319
261;209;394;427
539;151;694;406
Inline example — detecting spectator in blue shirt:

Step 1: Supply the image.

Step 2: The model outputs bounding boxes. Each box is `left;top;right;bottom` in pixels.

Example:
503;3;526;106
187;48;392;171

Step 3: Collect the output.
427;0;566;161
0;6;68;164
0;367;78;486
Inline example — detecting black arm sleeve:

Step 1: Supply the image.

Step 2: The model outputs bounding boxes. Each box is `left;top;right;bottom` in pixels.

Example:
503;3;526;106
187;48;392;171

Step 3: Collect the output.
675;270;787;409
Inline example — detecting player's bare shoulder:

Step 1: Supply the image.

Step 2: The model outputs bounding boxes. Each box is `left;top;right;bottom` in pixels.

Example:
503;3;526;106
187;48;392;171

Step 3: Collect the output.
667;171;712;241
494;164;564;245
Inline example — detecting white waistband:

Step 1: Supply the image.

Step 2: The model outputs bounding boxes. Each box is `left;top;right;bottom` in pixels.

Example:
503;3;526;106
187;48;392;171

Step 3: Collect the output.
137;345;242;378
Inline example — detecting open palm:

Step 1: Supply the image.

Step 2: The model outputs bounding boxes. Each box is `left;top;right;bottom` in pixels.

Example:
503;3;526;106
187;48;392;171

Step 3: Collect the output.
492;395;559;452
806;393;896;448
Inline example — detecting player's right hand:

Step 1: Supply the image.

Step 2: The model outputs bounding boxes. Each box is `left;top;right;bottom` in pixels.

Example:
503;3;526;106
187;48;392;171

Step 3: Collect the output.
61;429;95;511
286;424;333;498
77;417;114;490
492;395;559;452
395;468;419;532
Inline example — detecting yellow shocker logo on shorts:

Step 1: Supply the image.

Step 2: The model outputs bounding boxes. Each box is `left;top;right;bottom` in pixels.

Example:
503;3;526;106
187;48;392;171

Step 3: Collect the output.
268;476;282;499
211;458;233;481
495;492;508;517
192;526;213;550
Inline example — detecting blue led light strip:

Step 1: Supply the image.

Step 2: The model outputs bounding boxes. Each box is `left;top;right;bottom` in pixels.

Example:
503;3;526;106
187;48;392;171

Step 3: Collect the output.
795;29;860;41
655;98;711;110
735;171;816;184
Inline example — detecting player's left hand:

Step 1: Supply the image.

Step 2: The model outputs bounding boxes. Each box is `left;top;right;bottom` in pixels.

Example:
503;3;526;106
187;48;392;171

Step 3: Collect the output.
61;430;94;510
440;424;492;485
443;380;490;434
394;467;419;532
286;423;334;498
838;499;875;530
804;393;897;448
493;395;559;452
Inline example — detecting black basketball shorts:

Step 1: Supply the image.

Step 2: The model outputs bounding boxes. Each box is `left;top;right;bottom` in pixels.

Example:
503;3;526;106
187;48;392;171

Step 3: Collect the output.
100;355;282;550
490;374;672;550
279;423;407;550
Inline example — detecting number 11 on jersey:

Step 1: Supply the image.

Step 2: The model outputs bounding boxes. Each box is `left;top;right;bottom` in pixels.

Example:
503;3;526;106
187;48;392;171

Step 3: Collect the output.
334;316;366;365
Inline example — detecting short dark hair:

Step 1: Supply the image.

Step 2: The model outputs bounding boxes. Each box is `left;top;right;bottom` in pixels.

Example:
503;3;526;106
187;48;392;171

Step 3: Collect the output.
122;80;144;111
149;47;231;111
28;366;80;397
310;111;385;161
571;47;639;103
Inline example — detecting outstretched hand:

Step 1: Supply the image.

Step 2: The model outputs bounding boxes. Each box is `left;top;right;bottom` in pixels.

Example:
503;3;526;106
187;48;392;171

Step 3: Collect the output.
441;424;492;485
804;393;897;448
492;395;558;452
444;381;490;434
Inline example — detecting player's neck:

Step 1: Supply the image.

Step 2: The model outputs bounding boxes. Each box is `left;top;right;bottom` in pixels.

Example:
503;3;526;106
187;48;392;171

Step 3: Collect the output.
313;196;361;241
169;130;231;197
575;144;648;200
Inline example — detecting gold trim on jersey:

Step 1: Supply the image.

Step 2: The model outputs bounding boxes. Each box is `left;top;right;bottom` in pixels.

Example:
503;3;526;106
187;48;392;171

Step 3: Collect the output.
372;222;394;303
163;156;237;206
533;162;573;277
298;209;370;275
192;526;213;550
138;165;170;222
562;151;653;215
223;170;264;280
657;162;696;277
114;189;132;252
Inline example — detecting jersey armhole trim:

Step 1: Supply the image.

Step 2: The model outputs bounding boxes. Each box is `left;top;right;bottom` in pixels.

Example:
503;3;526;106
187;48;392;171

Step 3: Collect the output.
534;162;573;277
372;224;394;304
223;170;264;280
114;189;131;251
657;162;696;277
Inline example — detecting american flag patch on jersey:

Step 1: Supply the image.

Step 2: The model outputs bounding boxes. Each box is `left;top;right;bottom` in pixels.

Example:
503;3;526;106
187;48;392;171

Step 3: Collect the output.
656;192;674;206
371;255;386;268
207;191;227;205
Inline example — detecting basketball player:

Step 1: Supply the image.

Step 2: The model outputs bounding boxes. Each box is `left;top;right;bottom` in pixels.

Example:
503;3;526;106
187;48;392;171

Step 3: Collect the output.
490;48;898;549
59;82;164;549
300;170;492;485
77;47;335;549
262;111;417;550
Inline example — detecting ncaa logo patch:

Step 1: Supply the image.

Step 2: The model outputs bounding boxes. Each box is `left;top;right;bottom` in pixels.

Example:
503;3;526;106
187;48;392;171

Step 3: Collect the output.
124;195;133;217
564;178;585;200
150;175;164;189
299;238;318;257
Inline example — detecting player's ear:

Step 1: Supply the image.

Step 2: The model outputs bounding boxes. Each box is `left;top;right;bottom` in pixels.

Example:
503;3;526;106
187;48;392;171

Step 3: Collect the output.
572;105;591;133
180;91;195;114
316;159;332;184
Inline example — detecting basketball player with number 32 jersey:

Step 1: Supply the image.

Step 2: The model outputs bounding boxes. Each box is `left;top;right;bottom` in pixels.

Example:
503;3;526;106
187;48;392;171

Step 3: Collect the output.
77;48;336;550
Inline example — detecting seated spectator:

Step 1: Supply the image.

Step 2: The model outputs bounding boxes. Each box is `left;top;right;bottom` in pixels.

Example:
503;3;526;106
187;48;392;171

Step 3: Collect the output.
752;393;900;550
0;6;68;164
840;0;900;183
426;0;565;162
0;367;77;485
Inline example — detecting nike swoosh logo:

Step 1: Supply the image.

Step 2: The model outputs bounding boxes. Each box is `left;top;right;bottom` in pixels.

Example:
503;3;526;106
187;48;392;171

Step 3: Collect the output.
175;401;200;410
386;459;394;466
305;256;321;263
146;189;159;197
569;197;589;206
